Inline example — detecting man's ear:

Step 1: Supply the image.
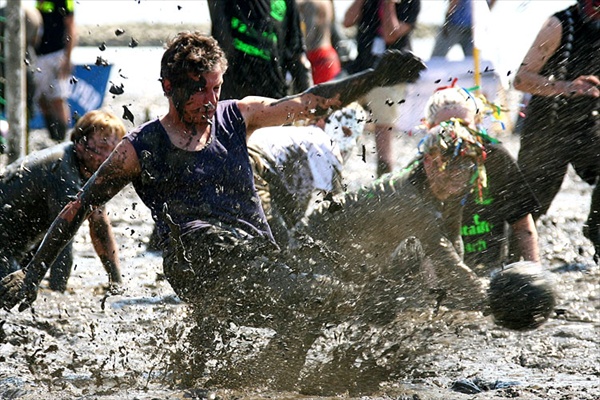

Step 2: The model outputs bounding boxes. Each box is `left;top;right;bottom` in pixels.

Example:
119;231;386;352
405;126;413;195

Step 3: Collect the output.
161;78;172;96
423;153;435;170
423;151;442;177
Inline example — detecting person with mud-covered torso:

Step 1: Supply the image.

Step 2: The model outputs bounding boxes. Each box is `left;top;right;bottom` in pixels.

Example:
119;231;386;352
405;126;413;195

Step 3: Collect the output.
302;122;490;307
421;87;540;274
0;32;426;321
514;1;599;260
247;104;366;245
0;110;124;292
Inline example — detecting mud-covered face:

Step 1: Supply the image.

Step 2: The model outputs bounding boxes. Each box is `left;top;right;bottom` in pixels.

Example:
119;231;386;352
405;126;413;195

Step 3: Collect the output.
170;69;223;125
424;151;477;201
76;133;121;178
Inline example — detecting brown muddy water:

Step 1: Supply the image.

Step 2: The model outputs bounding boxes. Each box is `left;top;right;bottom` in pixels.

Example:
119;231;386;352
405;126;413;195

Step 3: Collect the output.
0;130;598;400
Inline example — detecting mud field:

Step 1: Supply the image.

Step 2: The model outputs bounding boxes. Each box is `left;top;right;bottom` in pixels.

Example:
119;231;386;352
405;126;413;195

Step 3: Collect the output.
0;123;598;400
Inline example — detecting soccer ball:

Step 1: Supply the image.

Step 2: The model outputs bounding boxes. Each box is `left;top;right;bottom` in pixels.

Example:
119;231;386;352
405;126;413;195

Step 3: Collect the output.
488;262;556;331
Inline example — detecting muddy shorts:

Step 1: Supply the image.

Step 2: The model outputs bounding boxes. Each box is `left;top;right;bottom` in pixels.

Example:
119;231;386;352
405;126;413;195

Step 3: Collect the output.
162;223;353;329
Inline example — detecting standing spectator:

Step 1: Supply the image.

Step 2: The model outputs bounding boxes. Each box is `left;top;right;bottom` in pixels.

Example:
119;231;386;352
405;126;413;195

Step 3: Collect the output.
513;1;599;261
344;0;421;176
298;0;342;84
34;0;77;142
208;0;313;99
430;0;496;59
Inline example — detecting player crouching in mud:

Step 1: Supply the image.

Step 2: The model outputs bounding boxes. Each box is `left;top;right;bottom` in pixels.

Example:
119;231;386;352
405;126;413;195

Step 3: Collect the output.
0;32;427;388
301;119;491;310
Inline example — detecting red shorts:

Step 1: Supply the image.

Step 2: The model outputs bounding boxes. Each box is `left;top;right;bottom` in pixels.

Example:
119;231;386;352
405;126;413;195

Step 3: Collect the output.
307;46;342;84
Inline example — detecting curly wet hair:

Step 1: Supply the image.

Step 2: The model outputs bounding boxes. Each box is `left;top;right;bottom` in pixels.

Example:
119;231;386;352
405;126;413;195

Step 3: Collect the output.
160;31;228;90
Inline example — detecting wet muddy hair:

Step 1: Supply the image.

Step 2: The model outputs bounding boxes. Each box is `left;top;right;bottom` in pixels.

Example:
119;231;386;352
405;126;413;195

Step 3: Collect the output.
70;109;126;144
419;121;490;198
160;31;228;92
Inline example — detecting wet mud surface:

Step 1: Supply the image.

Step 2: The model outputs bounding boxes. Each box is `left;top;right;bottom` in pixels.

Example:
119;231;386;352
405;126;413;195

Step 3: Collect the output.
1;131;598;400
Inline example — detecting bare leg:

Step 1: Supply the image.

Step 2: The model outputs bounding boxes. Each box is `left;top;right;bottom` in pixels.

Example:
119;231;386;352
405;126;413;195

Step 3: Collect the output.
39;96;69;141
374;123;394;176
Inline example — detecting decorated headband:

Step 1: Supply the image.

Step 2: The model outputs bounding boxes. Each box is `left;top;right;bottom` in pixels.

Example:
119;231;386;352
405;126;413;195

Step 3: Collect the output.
432;78;508;128
418;118;499;202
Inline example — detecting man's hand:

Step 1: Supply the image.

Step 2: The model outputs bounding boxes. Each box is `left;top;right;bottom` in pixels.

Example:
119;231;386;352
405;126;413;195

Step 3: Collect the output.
372;49;427;86
0;269;39;312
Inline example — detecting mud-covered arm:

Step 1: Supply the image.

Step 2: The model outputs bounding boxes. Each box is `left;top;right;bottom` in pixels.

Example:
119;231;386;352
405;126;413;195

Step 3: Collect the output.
419;203;485;309
423;230;486;310
305;49;425;105
0;140;140;311
442;197;465;260
240;49;426;133
88;207;122;285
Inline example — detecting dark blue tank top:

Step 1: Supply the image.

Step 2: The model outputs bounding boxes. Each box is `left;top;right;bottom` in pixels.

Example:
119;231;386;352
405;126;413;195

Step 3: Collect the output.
125;100;275;246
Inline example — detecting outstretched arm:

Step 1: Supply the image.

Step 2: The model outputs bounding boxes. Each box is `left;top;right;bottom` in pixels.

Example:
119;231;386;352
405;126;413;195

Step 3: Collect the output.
88;207;122;286
0;140;140;311
240;49;426;133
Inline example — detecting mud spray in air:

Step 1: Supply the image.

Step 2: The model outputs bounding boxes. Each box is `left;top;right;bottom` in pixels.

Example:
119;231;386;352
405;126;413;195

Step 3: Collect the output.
0;19;598;396
0;129;597;400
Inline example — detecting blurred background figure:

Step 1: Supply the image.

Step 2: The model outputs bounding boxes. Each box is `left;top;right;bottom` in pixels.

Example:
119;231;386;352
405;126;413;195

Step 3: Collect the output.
34;0;77;143
0;5;43;151
343;0;421;177
297;0;342;84
208;0;313;99
430;0;496;59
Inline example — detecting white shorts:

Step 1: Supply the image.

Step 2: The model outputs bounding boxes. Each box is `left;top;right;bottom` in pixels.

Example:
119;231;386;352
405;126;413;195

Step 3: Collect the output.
33;50;71;102
360;83;407;126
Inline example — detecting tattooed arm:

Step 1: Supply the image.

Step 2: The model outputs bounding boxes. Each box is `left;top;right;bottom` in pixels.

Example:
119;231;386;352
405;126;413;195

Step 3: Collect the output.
0;140;141;311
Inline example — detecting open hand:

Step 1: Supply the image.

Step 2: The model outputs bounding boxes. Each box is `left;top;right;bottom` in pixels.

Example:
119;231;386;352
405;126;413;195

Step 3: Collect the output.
373;49;427;86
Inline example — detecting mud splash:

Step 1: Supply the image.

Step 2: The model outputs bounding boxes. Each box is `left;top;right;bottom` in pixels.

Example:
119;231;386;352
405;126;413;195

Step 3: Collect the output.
1;132;599;399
